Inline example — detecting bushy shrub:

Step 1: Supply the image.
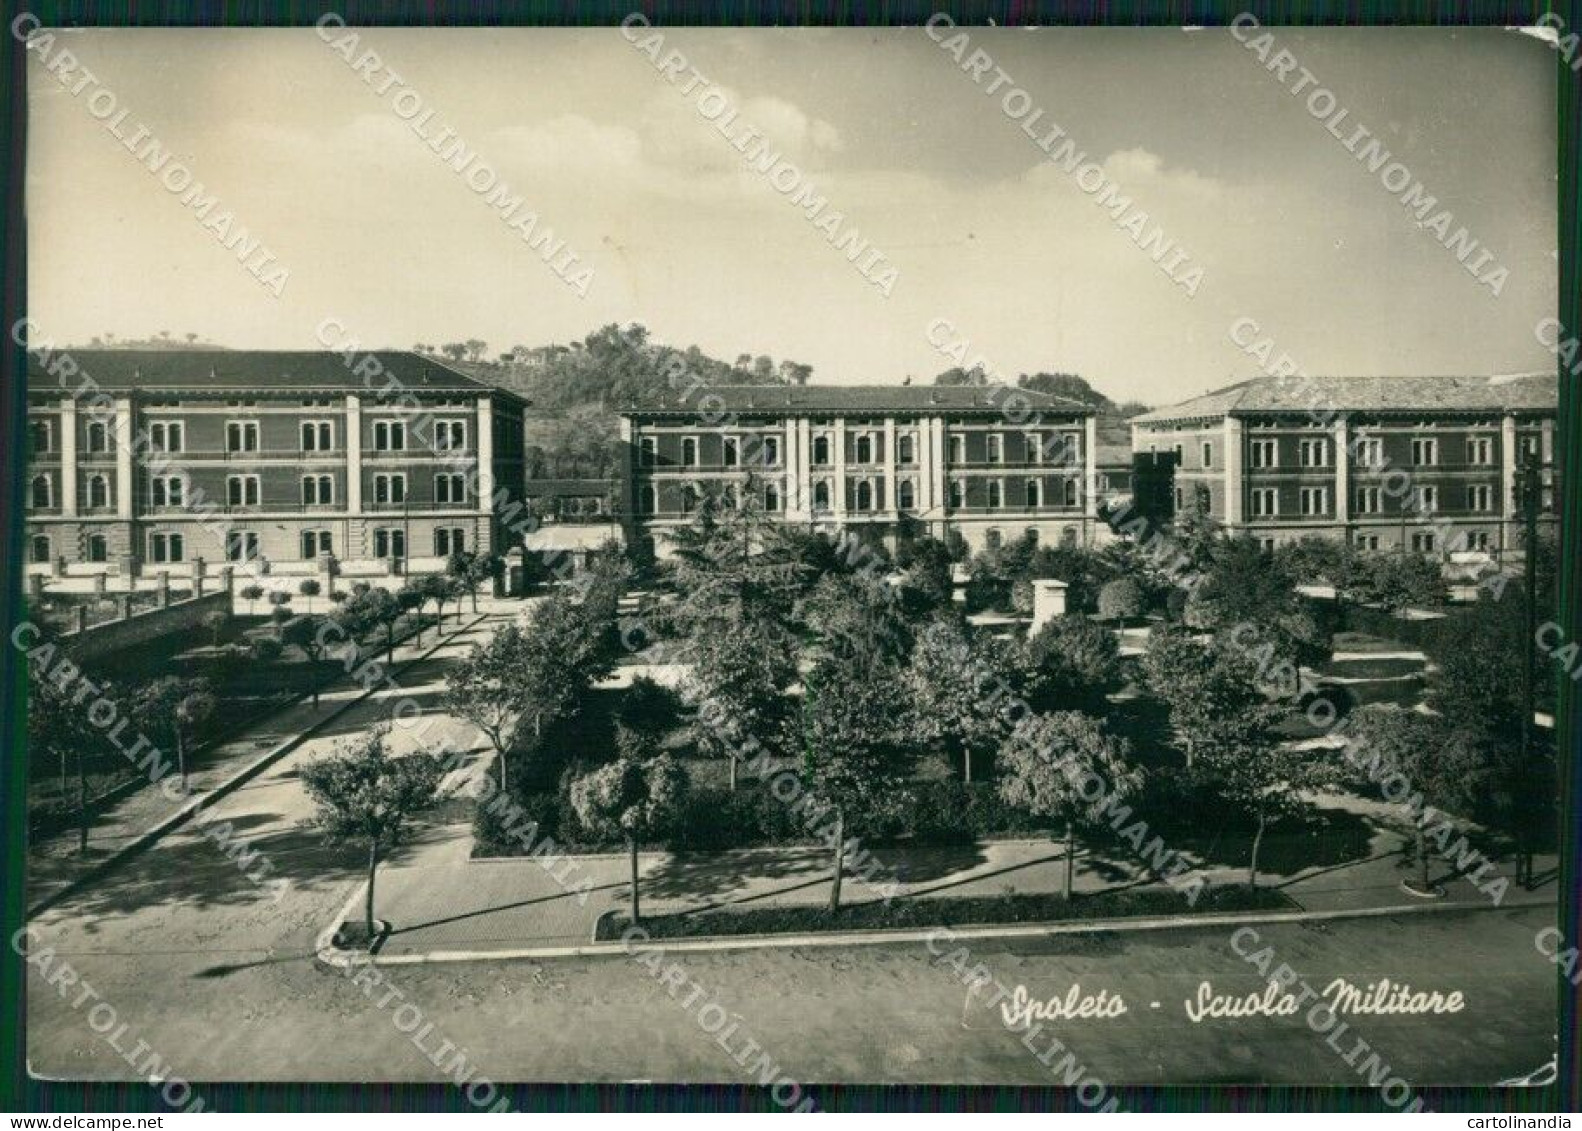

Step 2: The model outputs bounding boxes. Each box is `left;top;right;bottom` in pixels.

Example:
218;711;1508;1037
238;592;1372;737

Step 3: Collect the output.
248;635;283;663
1098;577;1146;623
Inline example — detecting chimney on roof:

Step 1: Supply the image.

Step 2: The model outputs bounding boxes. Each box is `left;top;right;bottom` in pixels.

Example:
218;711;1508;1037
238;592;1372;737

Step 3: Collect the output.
903;375;912;386
929;390;940;404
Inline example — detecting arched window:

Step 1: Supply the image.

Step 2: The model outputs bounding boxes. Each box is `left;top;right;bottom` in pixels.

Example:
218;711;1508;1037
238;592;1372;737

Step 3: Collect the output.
855;435;873;464
30;535;50;563
31;475;51;509
813;480;831;511
898;480;915;511
764;483;781;512
1025;528;1040;547
856;480;873;511
86;422;109;453
87;534;108;563
88;475;110;508
985;529;1002;551
812;435;830;465
1062;526;1079;547
898;434;916;464
1025;478;1041;508
987;480;1002;509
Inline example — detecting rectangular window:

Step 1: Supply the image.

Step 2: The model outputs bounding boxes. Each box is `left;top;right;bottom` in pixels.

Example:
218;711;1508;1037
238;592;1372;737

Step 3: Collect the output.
373;474;406;504
1024;434;1043;465
302;475;334;506
949;435;965;464
85;422;110;453
227;475;260;507
432;420;467;451
434;473;466;504
1355;437;1383;468
1201;442;1214;468
225;531;260;562
149;532;185;562
301;530;332;559
1300;486;1328;515
226;421;260;453
434;527;466;556
151;477;184;507
1355;534;1381;551
1415;485;1438;512
301;421;334;451
29;419;52;454
1411;437;1438;466
373;528;406;559
373;421;406;451
1411;532;1437;553
1250;439;1278;469
722;437;739;467
1467;484;1494;512
987;480;1003;508
149;421;184;453
1356;486;1382;514
1250;487;1278;516
761;436;780;467
1466;437;1493;466
1467;531;1491;551
1299;438;1327;467
640;437;656;467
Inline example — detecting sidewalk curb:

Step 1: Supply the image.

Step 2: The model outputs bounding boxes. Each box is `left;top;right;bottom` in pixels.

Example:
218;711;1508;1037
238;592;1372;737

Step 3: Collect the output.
312;888;1554;969
28;614;488;920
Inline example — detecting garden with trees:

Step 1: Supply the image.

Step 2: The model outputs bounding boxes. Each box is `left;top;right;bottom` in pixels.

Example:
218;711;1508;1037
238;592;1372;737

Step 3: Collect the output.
443;484;1557;937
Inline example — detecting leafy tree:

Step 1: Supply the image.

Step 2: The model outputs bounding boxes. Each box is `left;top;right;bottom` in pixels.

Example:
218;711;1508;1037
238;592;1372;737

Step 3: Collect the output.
1427;595;1532;737
1024;614;1122;714
799;571;912;677
618;675;682;738
395;583;425;644
1349;706;1489;893
1097;578;1145;624
445;622;532;790
1196;705;1313;888
1343;548;1446;613
359;588;401;663
802;661;915;911
300;726;447;944
998;711;1140;898
907;616;1014;783
1142;625;1273;770
134;676;216;792
298;578;322;613
29;647;98;852
281;615;330;707
666;476;805;634
1185;537;1331;669
239;584;265;615
202;609;229;647
683;618;798;790
568;726;688;924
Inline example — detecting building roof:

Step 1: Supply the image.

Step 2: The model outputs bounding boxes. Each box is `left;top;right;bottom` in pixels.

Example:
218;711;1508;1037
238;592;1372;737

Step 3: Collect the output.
1132;372;1557;425
621;383;1094;417
27;349;524;402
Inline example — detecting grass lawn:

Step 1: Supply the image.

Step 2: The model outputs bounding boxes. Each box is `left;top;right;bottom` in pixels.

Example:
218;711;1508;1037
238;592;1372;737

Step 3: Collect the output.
599;884;1294;940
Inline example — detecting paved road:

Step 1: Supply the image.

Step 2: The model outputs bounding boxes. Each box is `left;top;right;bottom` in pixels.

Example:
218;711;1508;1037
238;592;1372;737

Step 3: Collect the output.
23;603;1558;1089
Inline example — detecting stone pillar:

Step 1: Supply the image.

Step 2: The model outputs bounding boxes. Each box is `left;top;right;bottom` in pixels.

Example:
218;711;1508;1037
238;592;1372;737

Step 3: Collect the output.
795;418;813;517
1223;417;1245;527
929;416;947;518
50;555;64;579
91;573;106;597
114;398;134;521
117;594;133;620
1333;414;1351;527
219;565;234;593
60;399;78;518
157;571;171;607
475;396;495;550
194;575;205;597
883;416;898;516
192;556;206;581
344;394;363;514
1501;413;1519;554
1030;579;1069;636
782;417;801;518
831;416;847;520
1083;415;1099;520
27;574;44;601
73;605;88;634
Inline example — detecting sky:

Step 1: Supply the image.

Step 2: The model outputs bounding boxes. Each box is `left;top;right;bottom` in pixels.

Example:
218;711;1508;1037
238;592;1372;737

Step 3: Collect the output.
25;24;1558;407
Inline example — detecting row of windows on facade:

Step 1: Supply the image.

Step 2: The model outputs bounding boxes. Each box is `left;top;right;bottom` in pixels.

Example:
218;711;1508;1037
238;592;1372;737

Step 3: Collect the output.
637;476;1082;514
1222;482;1506;517
29;527;468;566
638;432;1082;469
27;418;470;455
27;473;471;509
1158;435;1542;469
1253;530;1494;555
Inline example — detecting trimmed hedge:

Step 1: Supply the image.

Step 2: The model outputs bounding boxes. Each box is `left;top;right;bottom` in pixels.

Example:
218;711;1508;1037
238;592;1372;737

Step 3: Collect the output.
599;883;1294;940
